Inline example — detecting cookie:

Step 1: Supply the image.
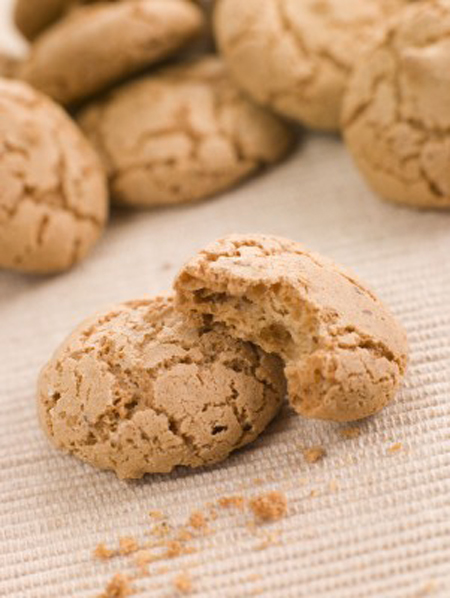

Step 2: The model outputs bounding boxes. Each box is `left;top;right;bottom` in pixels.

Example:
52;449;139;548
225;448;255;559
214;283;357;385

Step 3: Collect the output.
0;79;108;274
37;296;286;478
19;0;205;105
343;0;450;209
14;0;78;41
78;57;295;207
174;234;408;422
214;0;411;131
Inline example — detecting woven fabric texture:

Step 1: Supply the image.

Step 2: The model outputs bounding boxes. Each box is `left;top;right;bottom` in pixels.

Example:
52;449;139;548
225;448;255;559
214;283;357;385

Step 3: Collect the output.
1;3;450;597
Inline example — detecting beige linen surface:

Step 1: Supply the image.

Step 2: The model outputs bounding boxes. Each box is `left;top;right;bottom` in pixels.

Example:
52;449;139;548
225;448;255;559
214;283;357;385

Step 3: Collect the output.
1;4;450;598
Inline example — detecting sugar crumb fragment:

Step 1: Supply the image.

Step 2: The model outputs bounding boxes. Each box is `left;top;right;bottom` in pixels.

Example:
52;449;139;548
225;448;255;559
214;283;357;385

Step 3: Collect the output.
173;572;193;594
218;495;245;510
98;573;133;598
388;442;403;453
119;537;139;555
249;491;287;522
303;446;326;463
188;511;207;530
93;543;115;560
149;509;165;520
339;427;361;439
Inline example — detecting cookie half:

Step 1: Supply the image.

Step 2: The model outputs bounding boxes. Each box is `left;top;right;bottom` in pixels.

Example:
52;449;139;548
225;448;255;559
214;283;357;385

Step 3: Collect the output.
214;0;411;131
0;79;108;274
343;0;450;209
19;0;205;105
78;56;295;207
175;234;408;423
37;296;286;478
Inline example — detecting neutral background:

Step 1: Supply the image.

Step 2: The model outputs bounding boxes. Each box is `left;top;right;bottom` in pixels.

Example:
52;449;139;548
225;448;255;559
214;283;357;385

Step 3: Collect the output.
1;1;450;597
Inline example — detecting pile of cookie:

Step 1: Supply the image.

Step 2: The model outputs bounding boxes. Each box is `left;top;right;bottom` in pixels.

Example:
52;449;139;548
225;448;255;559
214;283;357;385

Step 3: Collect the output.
2;0;450;275
38;234;408;478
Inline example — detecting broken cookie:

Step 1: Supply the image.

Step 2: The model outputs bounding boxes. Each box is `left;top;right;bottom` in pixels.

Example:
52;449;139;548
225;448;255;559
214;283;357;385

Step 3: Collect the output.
343;0;450;209
37;296;286;478
78;56;295;207
214;0;411;131
19;0;205;105
174;234;408;422
0;79;107;274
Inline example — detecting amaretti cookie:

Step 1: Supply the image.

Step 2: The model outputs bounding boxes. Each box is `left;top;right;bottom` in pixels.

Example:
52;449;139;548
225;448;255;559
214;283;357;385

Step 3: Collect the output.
214;0;411;131
37;296;286;479
19;0;205;105
175;234;408;422
78;57;295;207
0;80;107;274
343;0;450;209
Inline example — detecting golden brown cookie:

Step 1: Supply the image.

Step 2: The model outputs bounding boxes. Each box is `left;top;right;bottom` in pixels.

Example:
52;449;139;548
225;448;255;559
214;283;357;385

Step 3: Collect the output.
14;0;77;41
175;234;408;423
343;0;450;209
0;52;20;79
19;0;205;105
37;296;286;478
214;0;411;131
0;79;108;274
78;57;295;207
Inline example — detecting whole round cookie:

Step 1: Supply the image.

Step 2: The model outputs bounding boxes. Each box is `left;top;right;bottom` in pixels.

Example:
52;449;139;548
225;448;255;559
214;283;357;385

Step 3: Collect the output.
78;57;295;207
214;0;411;131
0;79;107;274
343;0;450;209
175;234;408;423
37;296;286;478
19;0;205;105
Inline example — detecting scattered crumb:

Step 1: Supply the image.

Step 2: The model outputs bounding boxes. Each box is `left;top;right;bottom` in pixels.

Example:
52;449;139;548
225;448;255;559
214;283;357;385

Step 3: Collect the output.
177;528;194;542
329;480;339;493
94;543;115;560
188;511;207;530
388;442;403;454
149;510;165;520
134;549;156;570
157;566;169;574
119;537;139;556
247;573;262;582
309;489;319;498
98;573;133;598
165;540;184;558
173;572;193;594
218;495;245;510
152;522;172;538
249;491;287;522
208;508;218;520
252;478;264;486
339;427;361;439
255;530;281;550
303;446;326;463
415;581;437;597
298;477;308;486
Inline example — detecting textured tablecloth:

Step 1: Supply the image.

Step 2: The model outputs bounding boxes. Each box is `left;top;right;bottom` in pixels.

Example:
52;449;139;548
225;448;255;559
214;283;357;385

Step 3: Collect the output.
1;2;450;597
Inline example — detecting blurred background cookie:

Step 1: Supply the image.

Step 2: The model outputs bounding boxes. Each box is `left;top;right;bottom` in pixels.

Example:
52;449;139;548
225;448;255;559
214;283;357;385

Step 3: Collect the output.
0;79;108;274
0;51;20;78
343;0;450;209
37;295;286;479
19;0;205;105
78;56;296;207
214;0;411;132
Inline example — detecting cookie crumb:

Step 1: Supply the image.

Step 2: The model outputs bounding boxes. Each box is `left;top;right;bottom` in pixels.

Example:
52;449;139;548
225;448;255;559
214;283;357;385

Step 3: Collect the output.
149;510;165;520
339;427;361;439
388;442;403;454
255;530;281;550
98;573;133;598
218;495;245;510
303;446;326;463
188;511;207;530
177;528;194;542
134;549;155;570
173;572;193;594
249;491;287;522
247;574;262;582
309;489;319;498
119;537;139;555
93;543;115;560
329;480;339;493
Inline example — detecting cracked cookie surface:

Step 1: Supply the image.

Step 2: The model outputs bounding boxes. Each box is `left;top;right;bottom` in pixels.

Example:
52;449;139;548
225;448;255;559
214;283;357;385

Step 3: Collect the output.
343;0;450;209
174;234;408;422
0;79;108;274
78;56;295;207
214;0;411;131
19;0;205;105
37;295;286;478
